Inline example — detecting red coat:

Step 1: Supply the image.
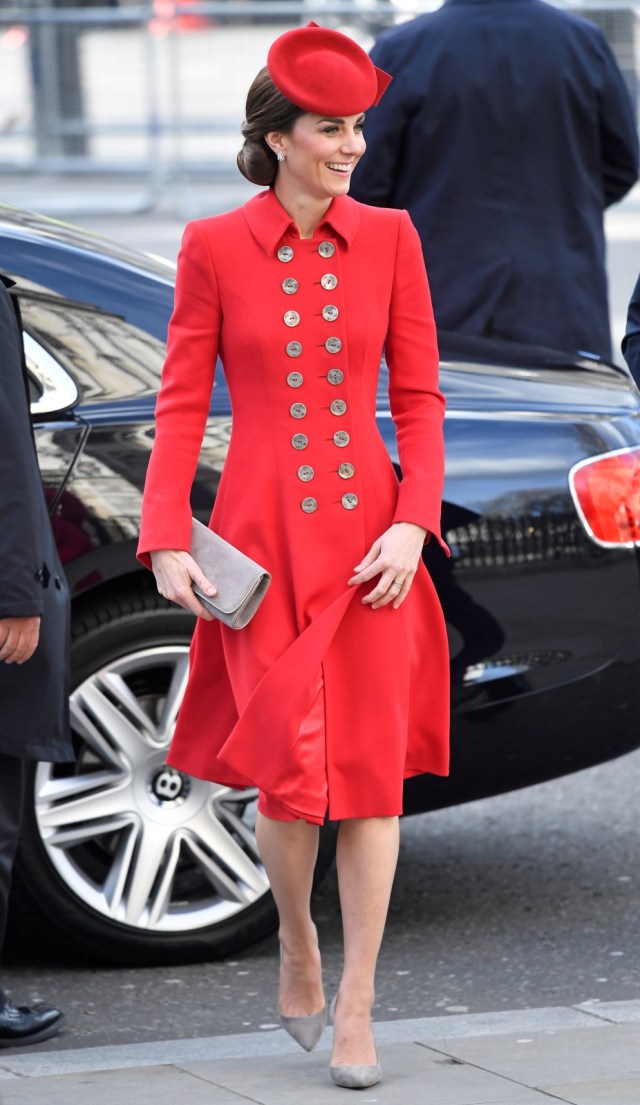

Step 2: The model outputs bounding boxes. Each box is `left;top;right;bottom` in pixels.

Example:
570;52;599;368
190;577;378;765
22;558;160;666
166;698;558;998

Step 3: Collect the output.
138;188;449;822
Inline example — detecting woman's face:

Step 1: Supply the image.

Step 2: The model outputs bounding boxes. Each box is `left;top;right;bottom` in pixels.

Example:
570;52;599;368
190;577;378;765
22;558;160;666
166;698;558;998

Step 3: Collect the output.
270;113;366;201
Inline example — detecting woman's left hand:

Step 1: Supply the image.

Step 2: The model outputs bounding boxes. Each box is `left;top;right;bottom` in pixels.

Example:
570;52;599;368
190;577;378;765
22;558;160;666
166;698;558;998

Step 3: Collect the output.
348;522;428;609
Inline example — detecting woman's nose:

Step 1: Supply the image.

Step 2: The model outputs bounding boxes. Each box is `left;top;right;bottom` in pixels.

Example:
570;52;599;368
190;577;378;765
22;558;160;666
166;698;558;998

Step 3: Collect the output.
342;132;365;155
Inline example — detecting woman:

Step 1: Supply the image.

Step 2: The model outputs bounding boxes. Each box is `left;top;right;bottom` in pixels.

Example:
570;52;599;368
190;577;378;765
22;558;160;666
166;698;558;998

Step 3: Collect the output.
138;22;449;1090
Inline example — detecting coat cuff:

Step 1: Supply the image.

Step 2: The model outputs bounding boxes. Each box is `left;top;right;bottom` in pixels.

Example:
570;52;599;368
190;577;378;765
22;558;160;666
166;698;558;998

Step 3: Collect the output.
393;494;450;556
0;599;44;619
137;499;193;570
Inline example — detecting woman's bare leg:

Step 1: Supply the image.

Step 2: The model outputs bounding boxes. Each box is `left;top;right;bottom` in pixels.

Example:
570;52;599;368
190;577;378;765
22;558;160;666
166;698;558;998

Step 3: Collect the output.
331;816;400;1067
255;812;325;1016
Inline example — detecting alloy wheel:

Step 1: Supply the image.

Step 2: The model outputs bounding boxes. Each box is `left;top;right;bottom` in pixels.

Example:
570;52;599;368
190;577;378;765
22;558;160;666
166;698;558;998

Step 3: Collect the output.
33;646;270;934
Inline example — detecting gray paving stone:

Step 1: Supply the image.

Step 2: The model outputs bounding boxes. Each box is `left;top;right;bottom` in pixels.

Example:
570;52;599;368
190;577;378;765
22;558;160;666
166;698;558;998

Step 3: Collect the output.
1;1003;639;1105
0;1064;248;1105
574;1000;640;1024
181;1042;553;1105
396;1005;599;1041
543;1079;640;1104
0;1030;296;1077
425;1023;640;1087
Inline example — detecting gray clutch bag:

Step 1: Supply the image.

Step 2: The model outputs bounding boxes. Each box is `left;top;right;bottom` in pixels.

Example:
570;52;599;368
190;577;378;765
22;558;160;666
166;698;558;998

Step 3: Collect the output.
190;517;271;630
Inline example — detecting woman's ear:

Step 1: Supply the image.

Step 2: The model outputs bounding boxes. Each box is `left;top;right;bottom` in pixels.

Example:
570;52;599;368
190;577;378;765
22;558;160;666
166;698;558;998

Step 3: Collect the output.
265;131;285;157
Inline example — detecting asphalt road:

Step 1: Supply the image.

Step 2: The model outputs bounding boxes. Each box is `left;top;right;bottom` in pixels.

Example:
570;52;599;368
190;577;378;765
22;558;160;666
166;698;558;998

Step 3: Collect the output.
4;743;639;1051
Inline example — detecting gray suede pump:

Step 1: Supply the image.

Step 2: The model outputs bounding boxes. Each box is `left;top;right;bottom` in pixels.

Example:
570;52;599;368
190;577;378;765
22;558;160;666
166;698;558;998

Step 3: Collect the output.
278;1002;327;1052
330;1062;382;1090
329;995;382;1090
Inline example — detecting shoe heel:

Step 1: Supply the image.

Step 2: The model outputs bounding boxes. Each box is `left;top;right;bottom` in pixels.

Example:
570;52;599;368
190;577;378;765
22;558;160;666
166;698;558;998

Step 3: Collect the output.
278;946;327;1052
329;993;382;1088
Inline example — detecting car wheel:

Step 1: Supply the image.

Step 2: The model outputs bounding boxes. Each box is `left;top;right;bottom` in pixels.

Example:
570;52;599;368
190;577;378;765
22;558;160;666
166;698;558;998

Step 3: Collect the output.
13;585;335;965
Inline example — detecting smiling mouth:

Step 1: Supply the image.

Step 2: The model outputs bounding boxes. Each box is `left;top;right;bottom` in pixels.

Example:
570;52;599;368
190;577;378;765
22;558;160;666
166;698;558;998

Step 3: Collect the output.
326;163;353;173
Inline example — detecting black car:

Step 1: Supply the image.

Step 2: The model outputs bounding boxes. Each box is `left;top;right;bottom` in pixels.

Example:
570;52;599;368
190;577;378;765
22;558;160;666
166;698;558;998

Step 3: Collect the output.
3;203;640;965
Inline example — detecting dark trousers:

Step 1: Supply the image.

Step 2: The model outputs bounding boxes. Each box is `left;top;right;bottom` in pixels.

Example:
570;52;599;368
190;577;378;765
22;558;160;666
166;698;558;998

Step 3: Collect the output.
0;754;26;1003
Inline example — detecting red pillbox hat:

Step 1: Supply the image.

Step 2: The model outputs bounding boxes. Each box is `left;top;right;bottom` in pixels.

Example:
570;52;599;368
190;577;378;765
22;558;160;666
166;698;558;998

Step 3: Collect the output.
267;21;392;116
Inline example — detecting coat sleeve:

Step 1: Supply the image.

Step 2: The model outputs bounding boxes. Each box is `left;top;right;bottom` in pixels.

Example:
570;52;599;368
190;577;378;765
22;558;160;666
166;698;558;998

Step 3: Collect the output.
385;211;448;552
595;29;639;207
621;272;640;387
0;280;46;619
137;221;222;567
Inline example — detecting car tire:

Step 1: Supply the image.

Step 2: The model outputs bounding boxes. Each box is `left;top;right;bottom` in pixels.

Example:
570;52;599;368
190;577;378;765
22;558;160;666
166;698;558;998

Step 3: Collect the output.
12;582;336;965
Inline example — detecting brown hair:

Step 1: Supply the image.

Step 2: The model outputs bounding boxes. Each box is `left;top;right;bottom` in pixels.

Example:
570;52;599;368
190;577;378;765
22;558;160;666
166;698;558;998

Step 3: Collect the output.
237;67;305;187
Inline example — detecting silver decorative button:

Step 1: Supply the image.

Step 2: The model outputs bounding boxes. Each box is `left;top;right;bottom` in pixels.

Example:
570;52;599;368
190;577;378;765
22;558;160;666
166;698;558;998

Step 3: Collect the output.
333;430;350;447
284;310;300;327
301;497;318;513
322;305;339;322
287;371;303;388
278;246;294;263
330;399;347;416
282;277;299;294
326;337;342;354
327;368;344;385
318;241;335;258
292;433;308;450
290;402;307;419
321;273;338;290
298;465;315;482
286;340;302;358
338;462;355;479
341;493;358;510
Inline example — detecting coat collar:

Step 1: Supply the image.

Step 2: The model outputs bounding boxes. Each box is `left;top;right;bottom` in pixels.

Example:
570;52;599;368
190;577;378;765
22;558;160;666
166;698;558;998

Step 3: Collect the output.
243;188;360;256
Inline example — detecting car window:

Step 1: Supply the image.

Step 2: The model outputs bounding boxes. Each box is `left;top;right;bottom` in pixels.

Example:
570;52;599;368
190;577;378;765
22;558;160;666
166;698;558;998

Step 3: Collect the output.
24;331;79;416
20;295;165;405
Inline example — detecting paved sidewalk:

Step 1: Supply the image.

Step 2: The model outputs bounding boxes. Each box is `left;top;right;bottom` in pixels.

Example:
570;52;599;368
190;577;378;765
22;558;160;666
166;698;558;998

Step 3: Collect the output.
0;999;638;1105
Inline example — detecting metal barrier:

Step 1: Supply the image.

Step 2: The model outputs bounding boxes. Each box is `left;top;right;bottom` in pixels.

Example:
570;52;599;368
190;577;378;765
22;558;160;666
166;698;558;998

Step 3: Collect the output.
0;2;638;213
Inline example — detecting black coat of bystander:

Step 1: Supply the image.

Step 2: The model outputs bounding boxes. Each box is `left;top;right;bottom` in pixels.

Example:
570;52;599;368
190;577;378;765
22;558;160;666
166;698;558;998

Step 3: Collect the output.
351;0;639;360
0;275;73;762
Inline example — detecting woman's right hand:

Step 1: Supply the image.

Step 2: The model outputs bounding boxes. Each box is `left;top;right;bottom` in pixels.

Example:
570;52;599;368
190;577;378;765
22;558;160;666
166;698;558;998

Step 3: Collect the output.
150;549;217;620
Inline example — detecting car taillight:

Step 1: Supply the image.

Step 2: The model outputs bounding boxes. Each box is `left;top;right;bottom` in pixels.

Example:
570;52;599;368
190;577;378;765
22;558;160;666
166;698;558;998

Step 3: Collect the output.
570;446;640;547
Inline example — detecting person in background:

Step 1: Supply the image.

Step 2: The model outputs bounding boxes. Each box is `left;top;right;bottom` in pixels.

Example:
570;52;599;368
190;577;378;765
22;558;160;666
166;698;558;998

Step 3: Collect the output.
351;0;639;361
622;273;640;386
0;275;73;1047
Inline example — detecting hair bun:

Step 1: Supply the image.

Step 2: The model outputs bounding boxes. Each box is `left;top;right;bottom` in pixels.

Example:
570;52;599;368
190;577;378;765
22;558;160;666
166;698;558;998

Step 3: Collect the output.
237;67;303;187
237;137;276;187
